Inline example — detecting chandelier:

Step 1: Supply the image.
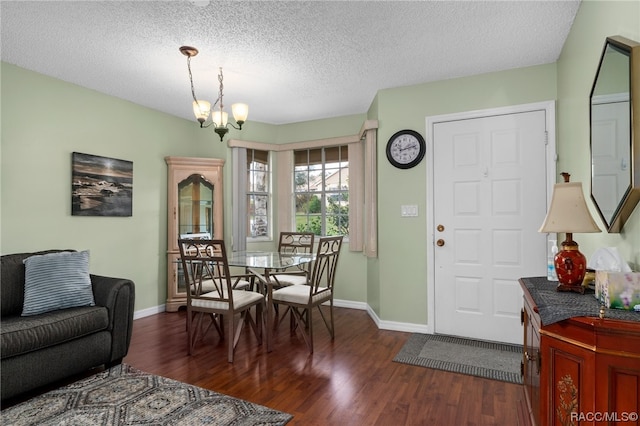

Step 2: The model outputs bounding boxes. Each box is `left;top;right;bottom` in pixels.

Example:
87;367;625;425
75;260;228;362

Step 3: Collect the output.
179;46;248;141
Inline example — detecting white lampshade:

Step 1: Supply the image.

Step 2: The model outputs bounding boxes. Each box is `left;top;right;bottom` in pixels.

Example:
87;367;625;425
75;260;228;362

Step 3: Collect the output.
539;182;601;233
211;110;228;128
192;100;211;122
231;103;249;123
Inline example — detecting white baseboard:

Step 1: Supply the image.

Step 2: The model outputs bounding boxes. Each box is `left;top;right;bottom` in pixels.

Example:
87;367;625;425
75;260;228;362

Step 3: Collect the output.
333;298;368;310
366;305;431;333
133;299;429;335
133;304;165;320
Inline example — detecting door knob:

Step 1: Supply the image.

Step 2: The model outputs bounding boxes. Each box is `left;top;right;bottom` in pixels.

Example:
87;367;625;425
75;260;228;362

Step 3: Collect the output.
436;239;445;247
437;224;445;232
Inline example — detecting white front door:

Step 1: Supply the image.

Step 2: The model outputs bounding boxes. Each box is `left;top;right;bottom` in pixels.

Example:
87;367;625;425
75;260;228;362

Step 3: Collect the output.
428;106;551;344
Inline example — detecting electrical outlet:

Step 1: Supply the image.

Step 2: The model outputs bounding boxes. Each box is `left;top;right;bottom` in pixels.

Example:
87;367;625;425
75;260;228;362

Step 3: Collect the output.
401;205;418;217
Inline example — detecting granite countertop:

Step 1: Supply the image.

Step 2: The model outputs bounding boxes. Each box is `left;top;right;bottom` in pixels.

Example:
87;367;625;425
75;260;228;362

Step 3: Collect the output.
521;276;640;326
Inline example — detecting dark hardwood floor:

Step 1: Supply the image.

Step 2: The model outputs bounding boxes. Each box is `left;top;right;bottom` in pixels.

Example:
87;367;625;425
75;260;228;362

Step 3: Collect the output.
124;307;527;425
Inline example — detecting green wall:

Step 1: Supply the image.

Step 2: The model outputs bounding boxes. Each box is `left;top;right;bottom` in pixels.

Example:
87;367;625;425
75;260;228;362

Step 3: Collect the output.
0;63;369;313
2;0;638;324
366;0;639;325
275;114;366;143
1;63;221;311
372;64;557;323
556;0;640;268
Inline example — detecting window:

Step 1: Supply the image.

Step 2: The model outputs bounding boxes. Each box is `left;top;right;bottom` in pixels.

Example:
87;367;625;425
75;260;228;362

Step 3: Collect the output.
294;146;348;236
247;149;270;238
228;120;378;255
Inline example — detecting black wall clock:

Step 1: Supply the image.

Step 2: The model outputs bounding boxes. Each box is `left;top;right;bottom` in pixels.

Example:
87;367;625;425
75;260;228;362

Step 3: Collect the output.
386;129;426;169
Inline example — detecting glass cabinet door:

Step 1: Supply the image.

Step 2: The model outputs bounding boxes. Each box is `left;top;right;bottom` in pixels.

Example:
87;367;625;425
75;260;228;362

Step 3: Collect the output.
178;174;214;237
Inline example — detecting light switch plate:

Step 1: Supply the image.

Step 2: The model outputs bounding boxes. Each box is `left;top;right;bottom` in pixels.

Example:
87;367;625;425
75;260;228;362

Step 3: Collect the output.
401;205;418;217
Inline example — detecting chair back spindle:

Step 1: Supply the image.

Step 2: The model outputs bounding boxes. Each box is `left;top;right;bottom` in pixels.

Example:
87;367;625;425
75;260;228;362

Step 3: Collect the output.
272;232;316;287
278;232;315;255
179;239;234;310
308;236;343;299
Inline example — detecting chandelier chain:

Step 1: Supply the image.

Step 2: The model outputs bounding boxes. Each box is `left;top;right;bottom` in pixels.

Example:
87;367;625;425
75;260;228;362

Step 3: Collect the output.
217;68;224;111
186;56;198;104
186;55;220;110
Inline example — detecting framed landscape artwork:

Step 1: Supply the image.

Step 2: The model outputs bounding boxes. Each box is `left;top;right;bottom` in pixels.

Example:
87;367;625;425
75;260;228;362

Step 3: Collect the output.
72;152;133;217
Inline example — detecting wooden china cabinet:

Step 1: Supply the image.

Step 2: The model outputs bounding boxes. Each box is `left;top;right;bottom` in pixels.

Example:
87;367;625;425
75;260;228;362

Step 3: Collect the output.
165;156;224;312
519;277;640;426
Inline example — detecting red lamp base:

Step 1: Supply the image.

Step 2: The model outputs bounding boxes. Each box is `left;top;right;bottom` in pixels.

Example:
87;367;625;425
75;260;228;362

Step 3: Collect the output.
555;241;587;294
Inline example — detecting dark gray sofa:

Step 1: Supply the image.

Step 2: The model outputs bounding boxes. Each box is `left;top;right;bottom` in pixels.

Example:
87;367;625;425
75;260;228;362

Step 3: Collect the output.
1;250;135;401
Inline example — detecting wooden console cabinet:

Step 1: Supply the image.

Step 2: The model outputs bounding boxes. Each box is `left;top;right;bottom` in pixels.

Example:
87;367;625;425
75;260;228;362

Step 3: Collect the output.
522;289;542;425
520;277;640;426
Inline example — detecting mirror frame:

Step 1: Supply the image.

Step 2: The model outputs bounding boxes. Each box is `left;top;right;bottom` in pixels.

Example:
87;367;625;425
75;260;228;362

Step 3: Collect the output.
590;35;640;233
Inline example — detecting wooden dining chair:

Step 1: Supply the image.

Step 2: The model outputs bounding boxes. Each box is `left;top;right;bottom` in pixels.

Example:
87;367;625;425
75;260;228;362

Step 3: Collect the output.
178;239;265;362
268;235;343;353
271;231;315;287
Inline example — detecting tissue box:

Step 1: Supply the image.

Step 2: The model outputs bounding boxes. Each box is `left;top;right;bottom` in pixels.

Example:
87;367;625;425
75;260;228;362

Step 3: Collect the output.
595;271;640;311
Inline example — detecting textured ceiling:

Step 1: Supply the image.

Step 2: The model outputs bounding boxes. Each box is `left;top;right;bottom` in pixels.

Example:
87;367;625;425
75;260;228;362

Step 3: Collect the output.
1;1;580;125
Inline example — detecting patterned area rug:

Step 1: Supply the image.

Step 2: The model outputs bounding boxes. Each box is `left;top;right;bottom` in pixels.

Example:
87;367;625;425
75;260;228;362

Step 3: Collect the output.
1;364;292;425
393;333;523;384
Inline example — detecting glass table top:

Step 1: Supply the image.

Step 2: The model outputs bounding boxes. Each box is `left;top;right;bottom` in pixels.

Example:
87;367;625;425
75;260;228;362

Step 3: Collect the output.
226;251;314;270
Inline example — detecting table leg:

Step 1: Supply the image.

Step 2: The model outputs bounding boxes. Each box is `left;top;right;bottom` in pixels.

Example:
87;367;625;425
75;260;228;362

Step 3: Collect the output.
265;268;273;352
247;266;274;352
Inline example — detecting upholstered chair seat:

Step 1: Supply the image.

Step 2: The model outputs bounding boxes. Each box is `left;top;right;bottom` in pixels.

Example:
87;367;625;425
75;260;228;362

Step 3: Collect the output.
179;239;265;363
266;236;343;353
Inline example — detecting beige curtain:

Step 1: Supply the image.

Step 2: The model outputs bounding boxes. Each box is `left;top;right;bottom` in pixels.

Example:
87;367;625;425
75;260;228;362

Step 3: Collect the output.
348;142;363;251
276;150;293;233
363;129;378;258
231;147;247;251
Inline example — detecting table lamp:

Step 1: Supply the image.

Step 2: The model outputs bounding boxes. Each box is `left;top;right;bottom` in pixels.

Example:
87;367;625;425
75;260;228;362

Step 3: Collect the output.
539;173;601;293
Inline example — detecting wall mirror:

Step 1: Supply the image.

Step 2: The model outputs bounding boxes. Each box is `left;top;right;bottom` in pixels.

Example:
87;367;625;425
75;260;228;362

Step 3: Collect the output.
590;35;640;232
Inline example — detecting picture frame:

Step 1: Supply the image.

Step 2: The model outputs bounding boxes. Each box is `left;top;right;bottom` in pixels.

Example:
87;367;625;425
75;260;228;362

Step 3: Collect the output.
72;152;133;217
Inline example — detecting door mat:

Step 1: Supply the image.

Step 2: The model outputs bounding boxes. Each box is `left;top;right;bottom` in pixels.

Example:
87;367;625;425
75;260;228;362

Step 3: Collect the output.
393;333;523;384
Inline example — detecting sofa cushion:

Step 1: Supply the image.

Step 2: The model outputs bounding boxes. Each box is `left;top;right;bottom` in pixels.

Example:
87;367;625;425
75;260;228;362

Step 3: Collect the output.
22;250;95;316
1;250;73;318
0;306;109;359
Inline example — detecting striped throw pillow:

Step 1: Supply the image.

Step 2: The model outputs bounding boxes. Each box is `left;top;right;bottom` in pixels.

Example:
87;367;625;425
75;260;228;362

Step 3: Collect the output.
21;250;95;316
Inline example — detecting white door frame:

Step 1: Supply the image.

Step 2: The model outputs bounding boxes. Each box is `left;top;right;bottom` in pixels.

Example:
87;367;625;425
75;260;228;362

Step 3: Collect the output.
425;101;556;334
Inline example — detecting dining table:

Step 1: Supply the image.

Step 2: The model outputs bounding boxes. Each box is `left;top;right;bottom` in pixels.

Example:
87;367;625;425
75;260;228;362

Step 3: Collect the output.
227;250;315;352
